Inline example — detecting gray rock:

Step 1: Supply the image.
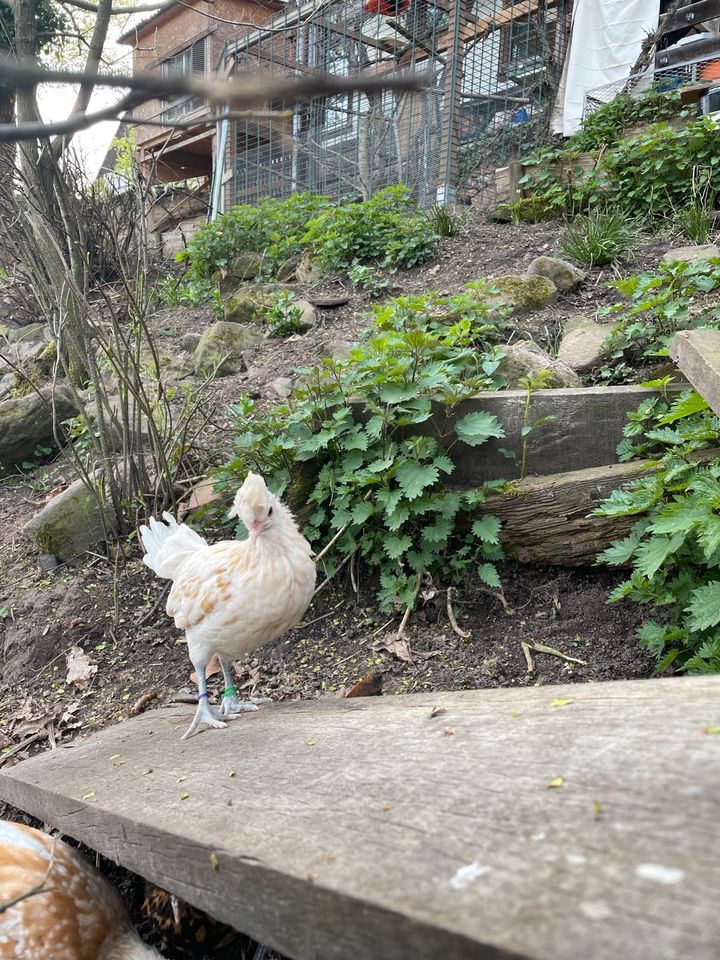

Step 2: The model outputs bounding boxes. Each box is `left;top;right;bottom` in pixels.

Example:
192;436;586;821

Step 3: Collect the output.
23;472;117;561
192;322;264;378
0;373;12;399
498;340;581;388
37;554;59;572
212;252;265;295
267;376;293;399
488;274;558;316
7;322;46;344
294;299;319;331
0;385;79;468
276;254;301;282
179;332;201;353
527;256;586;293
556;315;611;373
321;339;355;362
662;244;720;265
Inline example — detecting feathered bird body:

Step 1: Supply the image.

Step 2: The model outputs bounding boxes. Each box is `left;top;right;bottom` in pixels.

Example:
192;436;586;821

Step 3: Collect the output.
140;473;316;738
0;821;160;960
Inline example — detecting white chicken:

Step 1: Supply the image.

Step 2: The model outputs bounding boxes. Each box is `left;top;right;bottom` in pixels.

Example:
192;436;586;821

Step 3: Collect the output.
140;472;316;740
0;820;162;959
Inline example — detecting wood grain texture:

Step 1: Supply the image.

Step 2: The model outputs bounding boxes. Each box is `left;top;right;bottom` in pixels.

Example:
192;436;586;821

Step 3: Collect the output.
670;330;720;417
1;677;719;960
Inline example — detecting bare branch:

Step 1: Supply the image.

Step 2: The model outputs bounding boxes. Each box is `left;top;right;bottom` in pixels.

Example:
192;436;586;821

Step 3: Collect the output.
0;838;58;915
57;0;177;14
0;59;425;143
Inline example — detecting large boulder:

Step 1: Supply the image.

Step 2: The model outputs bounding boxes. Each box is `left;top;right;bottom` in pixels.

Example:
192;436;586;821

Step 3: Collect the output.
192;322;263;378
23;472;116;561
488;274;558;316
0;385;78;468
527;256;586;293
557;315;611;373
498;340;581;388
662;244;720;265
212;252;266;295
223;288;275;325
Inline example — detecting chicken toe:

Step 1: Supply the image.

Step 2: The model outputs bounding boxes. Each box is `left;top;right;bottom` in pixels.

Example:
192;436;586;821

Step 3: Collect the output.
181;695;227;740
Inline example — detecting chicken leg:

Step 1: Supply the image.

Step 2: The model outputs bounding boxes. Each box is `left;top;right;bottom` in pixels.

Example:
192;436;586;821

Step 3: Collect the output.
181;659;228;740
219;658;272;718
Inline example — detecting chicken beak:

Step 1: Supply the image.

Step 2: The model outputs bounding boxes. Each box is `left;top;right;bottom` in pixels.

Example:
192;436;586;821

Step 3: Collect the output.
249;519;263;539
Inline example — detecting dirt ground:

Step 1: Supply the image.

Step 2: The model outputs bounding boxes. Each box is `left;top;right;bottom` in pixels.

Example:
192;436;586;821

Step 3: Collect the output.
0;207;670;958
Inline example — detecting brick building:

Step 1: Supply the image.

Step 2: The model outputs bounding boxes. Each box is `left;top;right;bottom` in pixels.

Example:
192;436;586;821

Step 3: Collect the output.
118;0;282;184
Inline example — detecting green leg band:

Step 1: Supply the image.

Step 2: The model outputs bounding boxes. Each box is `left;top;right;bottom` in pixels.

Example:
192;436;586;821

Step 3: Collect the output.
222;685;238;699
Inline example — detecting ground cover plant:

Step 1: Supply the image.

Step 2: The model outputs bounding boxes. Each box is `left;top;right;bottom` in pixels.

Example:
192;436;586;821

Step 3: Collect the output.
214;284;513;615
596;258;720;383
596;387;720;674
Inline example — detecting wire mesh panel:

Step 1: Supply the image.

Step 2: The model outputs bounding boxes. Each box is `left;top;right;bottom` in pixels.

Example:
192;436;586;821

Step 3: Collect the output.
222;0;572;210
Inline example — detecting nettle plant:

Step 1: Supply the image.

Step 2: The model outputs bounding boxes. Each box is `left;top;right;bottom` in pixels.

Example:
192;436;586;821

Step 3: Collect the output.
597;258;720;383
595;387;720;673
215;284;512;612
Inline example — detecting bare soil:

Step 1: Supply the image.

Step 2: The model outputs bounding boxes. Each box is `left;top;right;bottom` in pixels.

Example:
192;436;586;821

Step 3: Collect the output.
0;208;668;958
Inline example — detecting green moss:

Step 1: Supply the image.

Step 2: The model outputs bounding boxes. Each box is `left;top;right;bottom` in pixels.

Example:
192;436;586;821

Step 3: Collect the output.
491;274;558;314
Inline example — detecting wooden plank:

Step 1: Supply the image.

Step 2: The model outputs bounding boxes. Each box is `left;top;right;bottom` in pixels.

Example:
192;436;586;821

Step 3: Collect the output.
659;0;720;36
1;678;719;960
670;329;720;416
436;384;688;483
656;34;720;68
477;448;720;564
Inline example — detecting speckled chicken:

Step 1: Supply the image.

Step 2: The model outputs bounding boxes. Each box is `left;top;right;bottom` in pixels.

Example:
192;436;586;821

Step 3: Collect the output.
0;821;161;960
140;473;316;740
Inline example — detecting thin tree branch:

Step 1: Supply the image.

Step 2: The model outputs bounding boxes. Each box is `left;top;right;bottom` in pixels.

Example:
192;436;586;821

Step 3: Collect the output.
57;0;177;14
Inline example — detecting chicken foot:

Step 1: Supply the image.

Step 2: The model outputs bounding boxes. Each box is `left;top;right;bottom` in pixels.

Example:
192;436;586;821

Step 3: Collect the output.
219;658;272;718
181;659;228;740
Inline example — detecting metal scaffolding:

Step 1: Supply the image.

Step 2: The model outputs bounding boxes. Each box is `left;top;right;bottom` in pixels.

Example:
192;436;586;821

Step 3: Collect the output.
220;0;572;209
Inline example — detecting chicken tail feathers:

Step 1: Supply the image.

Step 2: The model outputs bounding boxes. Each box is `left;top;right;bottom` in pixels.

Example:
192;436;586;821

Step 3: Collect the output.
139;512;208;580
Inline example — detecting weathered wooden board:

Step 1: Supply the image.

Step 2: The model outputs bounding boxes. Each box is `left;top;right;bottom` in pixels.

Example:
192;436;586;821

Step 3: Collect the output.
670;329;720;417
480;447;720;564
659;0;720;35
444;384;686;483
1;678;719;960
656;34;720;69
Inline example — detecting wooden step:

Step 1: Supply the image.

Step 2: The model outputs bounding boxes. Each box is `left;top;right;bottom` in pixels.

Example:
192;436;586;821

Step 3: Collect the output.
1;677;719;960
671;329;720;416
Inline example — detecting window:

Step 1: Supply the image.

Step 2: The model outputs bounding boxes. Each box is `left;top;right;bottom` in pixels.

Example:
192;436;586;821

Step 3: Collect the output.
161;38;206;123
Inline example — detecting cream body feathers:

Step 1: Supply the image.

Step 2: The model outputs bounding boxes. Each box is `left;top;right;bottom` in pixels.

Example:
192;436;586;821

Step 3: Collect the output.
140;474;316;666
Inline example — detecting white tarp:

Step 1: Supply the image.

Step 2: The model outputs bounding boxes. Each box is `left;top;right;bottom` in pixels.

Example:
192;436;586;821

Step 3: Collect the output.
552;0;661;137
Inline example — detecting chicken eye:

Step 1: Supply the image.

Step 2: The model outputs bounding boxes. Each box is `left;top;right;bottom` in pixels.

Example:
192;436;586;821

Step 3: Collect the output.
268;506;273;517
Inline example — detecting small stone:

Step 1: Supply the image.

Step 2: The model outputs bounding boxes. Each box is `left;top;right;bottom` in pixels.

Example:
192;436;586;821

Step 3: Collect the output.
488;274;558;316
179;332;201;353
192;322;263;378
0;385;79;468
37;554;59;572
662;244;720;265
498;340;581;388
527;256;586;293
293;299;319;331
321;339;355;362
556;315;611;373
267;376;293;399
212;252;265;295
276;254;301;282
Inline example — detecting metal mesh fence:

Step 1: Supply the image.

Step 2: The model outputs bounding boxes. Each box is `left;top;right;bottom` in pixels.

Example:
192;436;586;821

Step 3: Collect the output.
585;56;720;116
222;0;572;210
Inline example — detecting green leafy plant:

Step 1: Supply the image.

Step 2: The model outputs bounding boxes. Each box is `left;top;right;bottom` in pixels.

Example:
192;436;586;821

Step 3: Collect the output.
265;291;305;337
569;87;686;152
154;275;221;315
214;284;512;614
559;208;638;266
517;370;555;479
595;388;720;673
427;204;462;237
676;201;712;245
348;262;392;299
598;258;720;382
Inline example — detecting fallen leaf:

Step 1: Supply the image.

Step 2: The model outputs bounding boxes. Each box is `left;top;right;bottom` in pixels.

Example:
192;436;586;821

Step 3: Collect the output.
345;672;383;699
177;775;187;782
430;706;447;718
179;792;189;800
592;800;603;818
306;739;317;747
66;646;98;689
546;777;564;789
190;654;222;685
228;770;236;777
375;632;413;663
550;697;573;708
178;477;224;521
209;852;219;872
704;725;720;735
82;790;96;801
443;727;455;737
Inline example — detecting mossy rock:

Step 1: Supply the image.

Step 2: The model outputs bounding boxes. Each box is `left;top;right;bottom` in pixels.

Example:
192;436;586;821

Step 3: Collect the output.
23;473;117;560
192;322;264;378
498;340;581;388
212;252;266;296
223;288;276;325
0;384;78;468
489;274;558;316
527;256;585;294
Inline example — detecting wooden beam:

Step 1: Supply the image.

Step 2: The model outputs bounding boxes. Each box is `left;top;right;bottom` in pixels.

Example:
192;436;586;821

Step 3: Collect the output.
1;678;719;960
670;329;720;416
659;0;720;36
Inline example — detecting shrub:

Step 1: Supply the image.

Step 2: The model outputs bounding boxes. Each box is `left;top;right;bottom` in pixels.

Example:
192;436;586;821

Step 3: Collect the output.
559;208;638;266
598;258;720;382
214;283;512;612
569;87;686;152
595;387;720;674
265;291;305;337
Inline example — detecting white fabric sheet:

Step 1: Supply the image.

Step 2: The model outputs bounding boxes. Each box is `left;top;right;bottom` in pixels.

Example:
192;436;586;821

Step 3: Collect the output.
552;0;661;137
